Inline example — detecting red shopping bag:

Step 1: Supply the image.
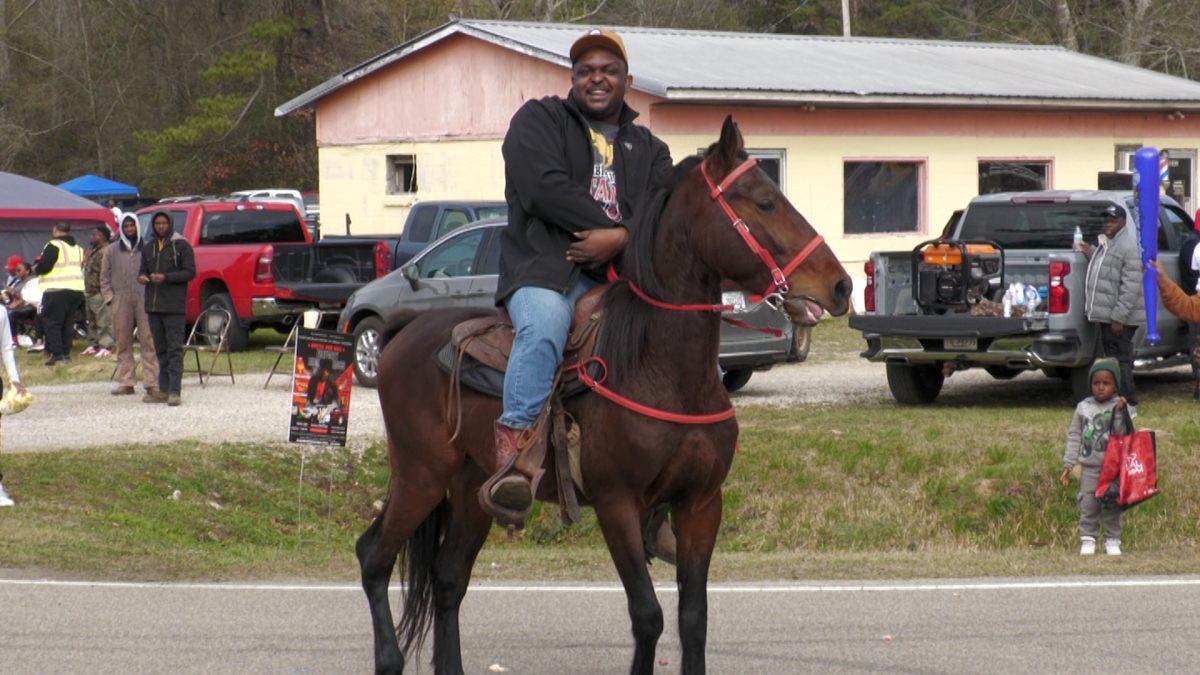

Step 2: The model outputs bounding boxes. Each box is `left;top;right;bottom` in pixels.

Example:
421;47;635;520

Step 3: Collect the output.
1094;434;1123;508
1117;429;1160;509
1094;411;1160;511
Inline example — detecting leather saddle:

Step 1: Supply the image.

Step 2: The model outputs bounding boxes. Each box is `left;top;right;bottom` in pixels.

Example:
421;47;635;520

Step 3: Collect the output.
433;286;607;527
432;285;606;398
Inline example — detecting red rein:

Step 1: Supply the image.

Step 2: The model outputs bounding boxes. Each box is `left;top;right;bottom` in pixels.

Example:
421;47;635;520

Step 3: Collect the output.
571;157;822;424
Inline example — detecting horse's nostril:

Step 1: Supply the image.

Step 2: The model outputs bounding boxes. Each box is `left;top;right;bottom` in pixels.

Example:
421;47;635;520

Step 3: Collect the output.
834;276;853;304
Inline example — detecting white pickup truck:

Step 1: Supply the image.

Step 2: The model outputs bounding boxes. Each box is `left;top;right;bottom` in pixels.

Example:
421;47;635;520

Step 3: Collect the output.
850;190;1194;404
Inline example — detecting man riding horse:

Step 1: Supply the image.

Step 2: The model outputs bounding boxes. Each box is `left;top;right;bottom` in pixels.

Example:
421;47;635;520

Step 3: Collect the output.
482;29;673;521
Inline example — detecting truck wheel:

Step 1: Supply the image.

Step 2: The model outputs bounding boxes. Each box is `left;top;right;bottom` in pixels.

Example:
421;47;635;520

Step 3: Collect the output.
203;292;249;352
722;368;753;393
352;316;384;388
1069;365;1093;402
787;325;812;363
886;363;944;405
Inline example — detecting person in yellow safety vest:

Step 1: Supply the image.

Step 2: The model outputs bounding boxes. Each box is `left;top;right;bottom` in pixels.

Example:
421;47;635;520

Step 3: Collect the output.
34;222;87;366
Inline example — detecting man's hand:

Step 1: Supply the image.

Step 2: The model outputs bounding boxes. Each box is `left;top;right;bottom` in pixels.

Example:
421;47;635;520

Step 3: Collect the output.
137;274;150;285
150;273;166;283
567;227;627;268
1111;321;1124;335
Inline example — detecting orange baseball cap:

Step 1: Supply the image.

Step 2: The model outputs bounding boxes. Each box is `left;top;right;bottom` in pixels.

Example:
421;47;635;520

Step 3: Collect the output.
570;29;627;64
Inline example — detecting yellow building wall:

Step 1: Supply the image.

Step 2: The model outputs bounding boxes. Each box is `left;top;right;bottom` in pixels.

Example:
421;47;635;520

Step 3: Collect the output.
318;140;504;236
317;131;1200;293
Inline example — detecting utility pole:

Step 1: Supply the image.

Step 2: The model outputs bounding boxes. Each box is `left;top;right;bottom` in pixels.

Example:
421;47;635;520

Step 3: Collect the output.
841;0;852;37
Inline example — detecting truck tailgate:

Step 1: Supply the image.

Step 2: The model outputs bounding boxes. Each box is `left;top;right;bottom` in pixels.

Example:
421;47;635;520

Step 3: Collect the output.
850;314;1047;338
275;280;360;305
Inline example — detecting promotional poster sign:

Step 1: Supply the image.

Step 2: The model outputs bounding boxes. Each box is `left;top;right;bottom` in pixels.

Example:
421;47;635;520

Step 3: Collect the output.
288;327;354;446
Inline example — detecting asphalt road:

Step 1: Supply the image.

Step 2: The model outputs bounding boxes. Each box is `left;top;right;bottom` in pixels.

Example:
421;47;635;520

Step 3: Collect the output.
4;576;1200;674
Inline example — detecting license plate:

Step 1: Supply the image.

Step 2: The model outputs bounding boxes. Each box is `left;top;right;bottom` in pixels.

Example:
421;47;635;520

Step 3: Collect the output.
945;337;977;351
721;291;748;313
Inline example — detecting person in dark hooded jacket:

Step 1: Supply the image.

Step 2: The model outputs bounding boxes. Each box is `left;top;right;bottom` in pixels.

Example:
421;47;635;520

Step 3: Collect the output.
103;213;160;397
138;211;195;406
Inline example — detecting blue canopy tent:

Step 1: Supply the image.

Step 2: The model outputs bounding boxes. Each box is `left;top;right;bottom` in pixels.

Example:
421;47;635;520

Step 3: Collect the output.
56;174;139;198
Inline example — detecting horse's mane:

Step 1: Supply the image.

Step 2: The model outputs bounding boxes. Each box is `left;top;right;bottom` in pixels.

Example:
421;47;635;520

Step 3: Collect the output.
593;154;704;383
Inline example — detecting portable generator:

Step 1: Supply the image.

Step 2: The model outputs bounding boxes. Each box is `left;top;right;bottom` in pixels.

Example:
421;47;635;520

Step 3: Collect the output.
911;239;1004;313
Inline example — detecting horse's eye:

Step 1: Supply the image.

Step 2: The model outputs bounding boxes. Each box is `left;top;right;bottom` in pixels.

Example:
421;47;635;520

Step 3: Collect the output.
757;199;775;212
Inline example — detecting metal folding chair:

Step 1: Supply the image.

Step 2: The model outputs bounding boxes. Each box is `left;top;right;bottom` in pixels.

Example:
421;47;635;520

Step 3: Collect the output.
264;322;299;389
183;307;235;387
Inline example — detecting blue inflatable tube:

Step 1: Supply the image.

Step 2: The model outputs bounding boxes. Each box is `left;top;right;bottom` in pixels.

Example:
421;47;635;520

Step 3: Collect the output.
1134;147;1160;345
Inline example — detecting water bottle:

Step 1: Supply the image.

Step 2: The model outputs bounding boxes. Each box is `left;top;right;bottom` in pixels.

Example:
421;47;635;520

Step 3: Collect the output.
1073;225;1083;249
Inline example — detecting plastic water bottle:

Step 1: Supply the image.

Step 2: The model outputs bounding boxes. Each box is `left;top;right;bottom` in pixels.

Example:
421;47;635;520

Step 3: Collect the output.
1073;225;1083;249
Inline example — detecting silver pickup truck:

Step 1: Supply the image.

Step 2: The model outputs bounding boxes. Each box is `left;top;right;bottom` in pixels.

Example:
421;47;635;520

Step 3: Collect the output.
850;190;1194;404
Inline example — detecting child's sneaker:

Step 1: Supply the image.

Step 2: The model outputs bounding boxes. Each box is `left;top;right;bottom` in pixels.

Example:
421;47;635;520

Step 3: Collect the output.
1104;538;1122;556
1080;536;1096;555
80;345;98;356
0;482;14;507
93;347;113;358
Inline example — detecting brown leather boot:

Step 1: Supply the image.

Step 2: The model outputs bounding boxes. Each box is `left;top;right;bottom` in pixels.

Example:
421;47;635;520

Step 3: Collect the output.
486;423;533;513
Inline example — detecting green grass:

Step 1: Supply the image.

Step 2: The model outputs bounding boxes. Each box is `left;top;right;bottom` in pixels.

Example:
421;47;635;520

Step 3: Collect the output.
15;328;288;387
807;314;866;363
2;395;1196;581
3;315;1195;582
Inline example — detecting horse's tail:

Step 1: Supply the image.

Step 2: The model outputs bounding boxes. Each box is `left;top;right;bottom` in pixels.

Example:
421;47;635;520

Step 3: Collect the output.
381;309;421;349
395;497;447;655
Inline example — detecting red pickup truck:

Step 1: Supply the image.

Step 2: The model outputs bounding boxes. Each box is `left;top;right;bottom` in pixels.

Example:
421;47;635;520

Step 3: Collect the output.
135;199;382;350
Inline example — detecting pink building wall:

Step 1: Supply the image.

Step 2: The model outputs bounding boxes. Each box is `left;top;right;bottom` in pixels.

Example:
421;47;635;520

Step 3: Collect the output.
649;105;1200;140
316;33;1200;145
316;35;664;146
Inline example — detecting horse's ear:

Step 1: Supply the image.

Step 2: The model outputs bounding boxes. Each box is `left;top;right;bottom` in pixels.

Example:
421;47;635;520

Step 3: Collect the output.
713;115;744;173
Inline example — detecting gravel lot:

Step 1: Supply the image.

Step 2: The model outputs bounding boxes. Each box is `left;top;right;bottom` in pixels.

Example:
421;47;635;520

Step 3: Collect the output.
5;358;1190;454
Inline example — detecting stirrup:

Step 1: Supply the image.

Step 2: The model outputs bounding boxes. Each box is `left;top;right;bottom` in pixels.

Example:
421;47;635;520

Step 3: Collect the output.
478;455;545;529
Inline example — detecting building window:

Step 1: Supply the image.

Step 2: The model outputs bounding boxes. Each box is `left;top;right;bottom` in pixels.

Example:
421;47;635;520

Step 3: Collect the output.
750;150;784;190
978;161;1050;194
843;160;922;234
387;154;418;194
696;149;785;191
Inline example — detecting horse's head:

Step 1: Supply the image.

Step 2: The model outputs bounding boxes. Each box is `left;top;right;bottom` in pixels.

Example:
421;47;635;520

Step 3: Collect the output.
693;116;852;324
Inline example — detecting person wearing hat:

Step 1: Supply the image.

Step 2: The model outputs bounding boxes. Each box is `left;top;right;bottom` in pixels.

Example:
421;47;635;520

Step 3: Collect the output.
1075;203;1144;406
1059;358;1132;555
3;260;36;344
479;28;672;523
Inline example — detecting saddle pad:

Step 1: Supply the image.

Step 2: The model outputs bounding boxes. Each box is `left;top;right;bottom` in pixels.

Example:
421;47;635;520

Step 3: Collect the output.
433;342;589;399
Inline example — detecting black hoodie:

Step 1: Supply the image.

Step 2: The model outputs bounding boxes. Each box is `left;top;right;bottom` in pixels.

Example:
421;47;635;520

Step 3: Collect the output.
496;92;672;304
139;212;196;314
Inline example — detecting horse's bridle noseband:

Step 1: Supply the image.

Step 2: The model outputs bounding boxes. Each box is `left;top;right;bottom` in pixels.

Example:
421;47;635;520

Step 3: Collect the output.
700;157;825;304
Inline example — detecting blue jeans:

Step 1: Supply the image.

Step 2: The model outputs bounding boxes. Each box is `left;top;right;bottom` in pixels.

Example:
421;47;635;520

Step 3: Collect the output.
500;279;597;429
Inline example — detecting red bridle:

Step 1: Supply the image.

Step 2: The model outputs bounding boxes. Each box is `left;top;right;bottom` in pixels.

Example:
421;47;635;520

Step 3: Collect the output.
700;157;826;300
574;156;826;424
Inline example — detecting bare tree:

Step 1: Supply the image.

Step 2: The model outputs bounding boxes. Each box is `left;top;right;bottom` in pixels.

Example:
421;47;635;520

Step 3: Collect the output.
1054;0;1077;50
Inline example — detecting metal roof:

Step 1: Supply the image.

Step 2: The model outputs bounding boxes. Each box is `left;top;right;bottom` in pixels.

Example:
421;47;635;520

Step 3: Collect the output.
277;19;1200;117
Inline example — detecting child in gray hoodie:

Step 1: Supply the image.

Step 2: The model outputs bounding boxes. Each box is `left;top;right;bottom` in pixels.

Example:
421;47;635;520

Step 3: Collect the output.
1059;359;1132;556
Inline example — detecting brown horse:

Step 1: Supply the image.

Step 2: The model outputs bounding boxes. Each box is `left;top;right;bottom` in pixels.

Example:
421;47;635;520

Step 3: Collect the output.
356;116;852;674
